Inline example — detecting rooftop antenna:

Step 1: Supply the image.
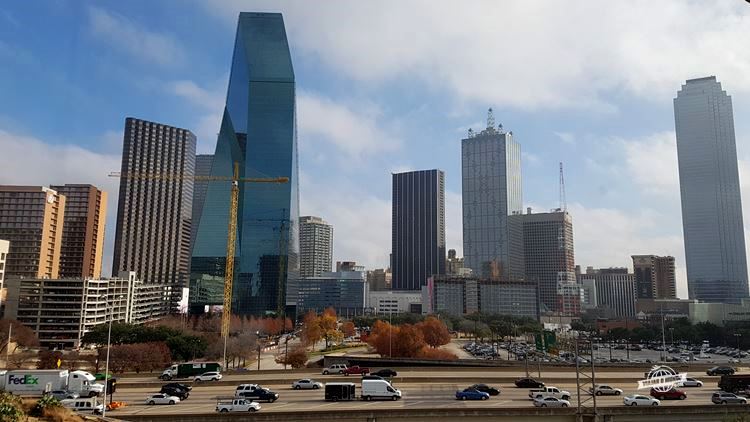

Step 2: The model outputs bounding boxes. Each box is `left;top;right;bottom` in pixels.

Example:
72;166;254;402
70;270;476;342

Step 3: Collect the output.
487;108;495;129
559;162;567;212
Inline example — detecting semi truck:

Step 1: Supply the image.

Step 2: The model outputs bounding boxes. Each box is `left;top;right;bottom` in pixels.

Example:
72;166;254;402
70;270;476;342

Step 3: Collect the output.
0;370;104;397
160;362;221;381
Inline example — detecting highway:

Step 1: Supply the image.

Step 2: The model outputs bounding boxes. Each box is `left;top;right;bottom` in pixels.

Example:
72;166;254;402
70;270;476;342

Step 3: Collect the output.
105;368;742;417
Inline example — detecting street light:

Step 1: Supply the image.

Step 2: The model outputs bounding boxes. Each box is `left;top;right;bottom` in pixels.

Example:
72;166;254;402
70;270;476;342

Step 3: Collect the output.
256;330;261;371
284;336;290;370
101;294;113;418
669;328;675;346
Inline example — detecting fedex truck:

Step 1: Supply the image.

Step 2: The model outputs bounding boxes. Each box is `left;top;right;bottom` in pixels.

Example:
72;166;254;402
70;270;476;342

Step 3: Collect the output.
0;370;104;397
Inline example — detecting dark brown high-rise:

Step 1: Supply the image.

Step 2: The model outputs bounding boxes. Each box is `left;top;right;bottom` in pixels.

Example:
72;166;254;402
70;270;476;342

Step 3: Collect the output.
112;118;195;308
50;184;107;279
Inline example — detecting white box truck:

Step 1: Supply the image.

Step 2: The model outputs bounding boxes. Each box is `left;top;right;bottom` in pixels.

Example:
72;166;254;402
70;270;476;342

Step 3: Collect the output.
361;379;401;401
0;370;104;397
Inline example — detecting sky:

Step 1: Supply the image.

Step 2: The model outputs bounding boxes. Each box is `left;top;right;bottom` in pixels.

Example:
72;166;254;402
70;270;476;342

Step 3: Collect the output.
1;1;750;298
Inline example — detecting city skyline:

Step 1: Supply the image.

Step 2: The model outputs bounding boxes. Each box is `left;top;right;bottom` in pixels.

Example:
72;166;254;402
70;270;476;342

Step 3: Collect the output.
2;3;750;299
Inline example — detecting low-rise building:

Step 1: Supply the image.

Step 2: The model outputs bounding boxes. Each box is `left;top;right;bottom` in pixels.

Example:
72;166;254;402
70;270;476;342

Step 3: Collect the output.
689;299;750;325
0;239;8;313
636;298;696;322
368;290;422;315
3;271;170;349
366;268;392;291
294;270;368;317
423;275;538;319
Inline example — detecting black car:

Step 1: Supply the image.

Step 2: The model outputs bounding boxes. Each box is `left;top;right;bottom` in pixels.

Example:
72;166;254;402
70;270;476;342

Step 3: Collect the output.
470;383;500;396
162;383;192;392
515;378;544;388
371;369;398;378
707;366;736;376
239;388;279;403
160;386;189;400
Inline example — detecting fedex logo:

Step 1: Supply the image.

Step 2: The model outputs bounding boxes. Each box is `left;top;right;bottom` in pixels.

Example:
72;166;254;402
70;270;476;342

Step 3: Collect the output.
8;375;39;385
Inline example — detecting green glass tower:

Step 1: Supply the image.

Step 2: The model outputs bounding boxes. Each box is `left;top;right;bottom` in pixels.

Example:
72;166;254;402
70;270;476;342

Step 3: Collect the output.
189;12;299;317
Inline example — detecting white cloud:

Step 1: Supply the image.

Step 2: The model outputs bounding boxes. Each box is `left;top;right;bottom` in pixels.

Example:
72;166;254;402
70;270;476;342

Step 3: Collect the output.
619;131;680;196
202;1;750;110
522;151;540;166
166;79;227;153
88;7;186;66
555;132;576;145
169;80;225;111
0;129;122;277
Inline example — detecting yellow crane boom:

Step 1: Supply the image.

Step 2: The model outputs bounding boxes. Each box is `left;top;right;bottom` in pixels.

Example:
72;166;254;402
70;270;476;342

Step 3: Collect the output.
109;162;289;343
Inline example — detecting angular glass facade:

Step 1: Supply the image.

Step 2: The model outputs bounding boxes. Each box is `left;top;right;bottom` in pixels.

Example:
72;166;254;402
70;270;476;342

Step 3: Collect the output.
461;121;524;280
190;12;299;317
674;76;748;303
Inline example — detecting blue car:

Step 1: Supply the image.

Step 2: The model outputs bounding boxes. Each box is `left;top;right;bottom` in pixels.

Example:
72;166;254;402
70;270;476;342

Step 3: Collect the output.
456;388;490;400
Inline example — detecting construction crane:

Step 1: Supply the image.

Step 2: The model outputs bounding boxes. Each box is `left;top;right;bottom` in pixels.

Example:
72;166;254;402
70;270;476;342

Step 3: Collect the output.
109;162;289;343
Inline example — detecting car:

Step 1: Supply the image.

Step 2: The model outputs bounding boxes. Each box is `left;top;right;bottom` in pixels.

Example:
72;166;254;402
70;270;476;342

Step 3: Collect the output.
292;379;323;390
707;366;736;376
160;386;189;400
239;388;279;403
623;394;659;406
515;378;545;388
469;384;500;396
45;390;79;400
322;364;348;375
650;388;687;400
343;365;370;376
194;372;222;382
145;393;180;405
371;369;398;378
589;385;622;396
455;388;490;400
712;392;748;404
163;382;192;392
533;397;570;408
680;378;703;388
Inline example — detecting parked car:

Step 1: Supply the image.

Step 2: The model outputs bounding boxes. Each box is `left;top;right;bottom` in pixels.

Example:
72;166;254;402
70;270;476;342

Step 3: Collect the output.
469;384;500;396
194;372;222;383
533;397;570;407
623;394;660;406
292;379;323;390
680;378;703;388
650;388;687;400
322;364;348;375
343;365;370;376
712;392;748;405
45;390;79;400
515;378;545;388
371;369;398;378
707;366;736;376
145;393;180;405
239;388;279;403
455;388;490;400
589;385;622;396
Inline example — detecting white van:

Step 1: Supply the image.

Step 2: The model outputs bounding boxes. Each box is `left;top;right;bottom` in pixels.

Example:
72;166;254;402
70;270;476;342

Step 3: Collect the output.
61;398;104;414
361;379;401;401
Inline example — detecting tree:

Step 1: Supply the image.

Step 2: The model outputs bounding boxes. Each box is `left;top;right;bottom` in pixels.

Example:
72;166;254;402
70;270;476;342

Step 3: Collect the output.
7;350;36;369
275;346;308;369
300;311;322;347
37;350;64;369
0;319;39;354
417;317;451;348
341;321;356;338
393;324;425;357
366;320;398;357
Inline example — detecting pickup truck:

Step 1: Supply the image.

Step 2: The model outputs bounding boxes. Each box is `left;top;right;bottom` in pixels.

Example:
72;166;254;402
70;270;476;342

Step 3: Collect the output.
343;366;370;376
215;398;261;413
528;386;571;400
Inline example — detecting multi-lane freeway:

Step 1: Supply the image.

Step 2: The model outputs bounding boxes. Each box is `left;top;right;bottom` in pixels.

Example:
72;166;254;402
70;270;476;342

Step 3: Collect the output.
105;368;744;417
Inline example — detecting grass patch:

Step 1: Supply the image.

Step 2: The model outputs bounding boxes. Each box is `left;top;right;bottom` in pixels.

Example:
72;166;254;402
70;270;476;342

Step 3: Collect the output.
310;343;367;356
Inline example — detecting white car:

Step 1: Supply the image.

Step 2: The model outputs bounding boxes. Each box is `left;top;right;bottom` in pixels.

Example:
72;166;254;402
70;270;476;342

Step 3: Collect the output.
194;372;222;382
533;397;570;408
623;394;659;406
145;393;180;405
681;378;703;387
292;379;323;390
590;385;623;396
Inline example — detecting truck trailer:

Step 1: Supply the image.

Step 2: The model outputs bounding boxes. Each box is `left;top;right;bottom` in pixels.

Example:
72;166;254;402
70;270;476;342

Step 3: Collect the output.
0;370;103;397
160;362;221;380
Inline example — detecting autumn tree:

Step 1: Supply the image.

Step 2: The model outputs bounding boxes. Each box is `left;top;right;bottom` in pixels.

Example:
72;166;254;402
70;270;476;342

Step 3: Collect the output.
367;320;399;357
319;308;341;348
300;311;322;347
0;319;39;354
417;317;451;348
341;321;356;338
274;346;308;369
393;324;424;358
37;350;64;369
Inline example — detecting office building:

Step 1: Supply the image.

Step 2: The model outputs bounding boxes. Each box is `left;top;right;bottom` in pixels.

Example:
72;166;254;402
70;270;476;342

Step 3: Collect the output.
50;185;107;279
191;154;214;250
689;299;750;325
0;186;66;279
446;249;465;275
521;209;576;313
3;271;169;349
577;267;636;318
423;275;538;319
632;255;676;299
0;239;8;312
299;216;333;277
674;76;749;303
392;169;446;290
294;270;368;317
190;13;299;317
462;110;524;280
368;290;422;315
112;117;195;309
367;268;392;291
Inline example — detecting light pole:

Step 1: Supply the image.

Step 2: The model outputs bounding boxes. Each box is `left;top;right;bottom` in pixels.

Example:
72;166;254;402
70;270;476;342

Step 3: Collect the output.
256;331;261;371
101;296;113;418
388;310;392;357
284;336;290;370
669;328;675;346
734;333;742;350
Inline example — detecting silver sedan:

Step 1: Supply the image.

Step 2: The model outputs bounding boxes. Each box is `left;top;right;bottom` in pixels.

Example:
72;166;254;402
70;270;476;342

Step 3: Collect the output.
292;379;323;390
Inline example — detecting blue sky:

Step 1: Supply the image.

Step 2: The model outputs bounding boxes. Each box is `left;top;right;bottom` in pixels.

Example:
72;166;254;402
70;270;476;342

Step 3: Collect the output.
1;1;750;297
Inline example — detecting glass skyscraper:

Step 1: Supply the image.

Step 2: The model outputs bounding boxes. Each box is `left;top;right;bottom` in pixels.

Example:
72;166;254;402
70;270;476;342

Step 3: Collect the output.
461;112;524;280
674;76;748;303
190;12;299;317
